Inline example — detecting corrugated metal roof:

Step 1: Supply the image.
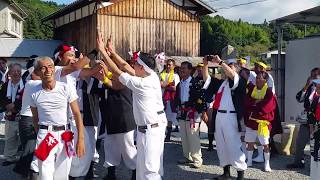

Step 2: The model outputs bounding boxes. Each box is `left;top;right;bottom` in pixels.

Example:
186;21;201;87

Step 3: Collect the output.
43;0;215;21
0;38;62;58
272;6;320;25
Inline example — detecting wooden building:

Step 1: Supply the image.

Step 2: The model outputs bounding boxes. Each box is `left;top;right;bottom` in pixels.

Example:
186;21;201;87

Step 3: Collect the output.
43;0;215;59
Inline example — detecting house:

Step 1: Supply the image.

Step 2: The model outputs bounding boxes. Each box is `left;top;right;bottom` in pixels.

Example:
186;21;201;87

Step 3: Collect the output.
272;6;320;122
0;0;62;67
260;50;285;64
43;0;216;59
0;38;62;67
0;0;27;39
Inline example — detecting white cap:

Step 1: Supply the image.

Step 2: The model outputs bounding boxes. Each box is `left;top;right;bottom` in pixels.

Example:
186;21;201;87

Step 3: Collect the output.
313;79;320;84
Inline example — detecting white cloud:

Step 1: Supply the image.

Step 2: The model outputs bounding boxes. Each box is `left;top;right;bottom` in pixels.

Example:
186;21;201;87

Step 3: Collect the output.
204;0;320;23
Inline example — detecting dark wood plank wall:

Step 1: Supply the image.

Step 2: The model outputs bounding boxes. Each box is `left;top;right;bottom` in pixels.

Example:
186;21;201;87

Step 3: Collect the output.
97;0;200;59
54;15;97;54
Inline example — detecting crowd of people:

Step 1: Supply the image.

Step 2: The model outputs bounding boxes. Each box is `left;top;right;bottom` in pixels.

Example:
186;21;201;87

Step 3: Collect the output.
0;32;319;180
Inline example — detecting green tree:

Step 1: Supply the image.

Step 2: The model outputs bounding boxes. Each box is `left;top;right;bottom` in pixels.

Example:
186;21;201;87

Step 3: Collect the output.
15;0;63;39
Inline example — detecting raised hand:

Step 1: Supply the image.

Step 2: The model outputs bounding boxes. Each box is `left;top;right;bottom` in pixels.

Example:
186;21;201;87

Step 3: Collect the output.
96;29;106;53
94;69;106;82
106;35;113;55
92;60;104;73
212;55;222;64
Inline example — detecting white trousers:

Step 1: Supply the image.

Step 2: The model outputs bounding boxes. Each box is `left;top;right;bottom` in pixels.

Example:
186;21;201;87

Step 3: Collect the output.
179;120;202;164
311;158;320;180
69;122;93;177
215;112;247;171
103;130;137;169
85;126;99;163
36;129;72;180
136;122;166;180
4;120;19;161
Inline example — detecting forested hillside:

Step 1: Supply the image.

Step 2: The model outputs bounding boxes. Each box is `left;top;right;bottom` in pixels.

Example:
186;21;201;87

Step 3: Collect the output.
200;15;320;60
15;0;63;39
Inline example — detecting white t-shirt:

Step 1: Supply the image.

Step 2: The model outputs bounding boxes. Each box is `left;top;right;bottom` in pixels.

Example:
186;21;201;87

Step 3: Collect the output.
20;66;74;117
30;81;78;126
54;66;81;118
55;66;81;89
20;80;42;116
248;71;275;93
119;72;166;126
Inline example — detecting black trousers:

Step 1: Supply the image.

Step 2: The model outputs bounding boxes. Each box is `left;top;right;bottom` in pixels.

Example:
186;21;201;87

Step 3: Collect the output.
13;115;37;176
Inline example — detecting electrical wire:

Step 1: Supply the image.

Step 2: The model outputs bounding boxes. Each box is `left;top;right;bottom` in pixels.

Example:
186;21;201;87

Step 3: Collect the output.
205;0;269;11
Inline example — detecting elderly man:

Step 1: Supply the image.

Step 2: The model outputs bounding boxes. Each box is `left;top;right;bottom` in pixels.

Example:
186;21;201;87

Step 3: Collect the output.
0;63;24;166
53;44;103;179
30;56;85;180
174;61;207;169
97;32;167;180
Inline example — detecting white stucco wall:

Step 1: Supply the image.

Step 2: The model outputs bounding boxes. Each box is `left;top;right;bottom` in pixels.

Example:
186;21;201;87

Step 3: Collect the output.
0;1;9;36
285;36;320;122
0;1;24;38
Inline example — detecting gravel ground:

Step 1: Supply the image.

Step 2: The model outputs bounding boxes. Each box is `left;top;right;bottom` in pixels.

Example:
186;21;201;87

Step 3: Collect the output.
0;121;310;180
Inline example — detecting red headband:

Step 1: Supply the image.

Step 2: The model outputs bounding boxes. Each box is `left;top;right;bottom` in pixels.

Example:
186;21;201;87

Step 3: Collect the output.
60;45;76;55
54;45;77;60
132;51;139;62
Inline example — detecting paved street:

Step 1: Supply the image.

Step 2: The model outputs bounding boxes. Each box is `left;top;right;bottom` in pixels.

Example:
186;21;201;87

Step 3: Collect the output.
0;121;310;180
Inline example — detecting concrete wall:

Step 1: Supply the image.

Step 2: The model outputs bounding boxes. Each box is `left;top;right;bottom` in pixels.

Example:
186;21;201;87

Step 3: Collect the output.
285;36;320;122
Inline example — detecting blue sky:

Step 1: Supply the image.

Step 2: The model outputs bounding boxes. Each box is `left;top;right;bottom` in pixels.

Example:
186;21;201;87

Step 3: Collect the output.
45;0;320;23
48;0;74;5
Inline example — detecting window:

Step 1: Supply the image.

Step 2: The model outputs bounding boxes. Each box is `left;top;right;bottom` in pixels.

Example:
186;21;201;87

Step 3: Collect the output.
10;14;21;35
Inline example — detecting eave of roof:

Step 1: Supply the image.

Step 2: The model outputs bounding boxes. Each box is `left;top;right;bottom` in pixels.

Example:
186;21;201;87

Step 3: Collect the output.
5;0;28;18
271;6;320;25
43;0;216;22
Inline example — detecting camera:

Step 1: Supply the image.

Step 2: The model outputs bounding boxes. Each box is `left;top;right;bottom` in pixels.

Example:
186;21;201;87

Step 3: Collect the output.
206;55;214;61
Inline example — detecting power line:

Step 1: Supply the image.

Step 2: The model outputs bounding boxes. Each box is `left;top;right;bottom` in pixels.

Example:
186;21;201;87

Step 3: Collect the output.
210;0;269;11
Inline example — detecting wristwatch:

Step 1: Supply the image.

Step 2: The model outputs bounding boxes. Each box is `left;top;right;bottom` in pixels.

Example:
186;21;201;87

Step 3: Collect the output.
219;60;224;65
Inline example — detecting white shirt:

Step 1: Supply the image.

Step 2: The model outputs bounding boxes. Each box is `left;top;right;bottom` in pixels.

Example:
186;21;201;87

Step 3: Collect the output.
248;71;275;93
217;73;240;111
30;81;78;126
10;82;19;102
20;67;69;117
20;80;41;116
179;76;192;103
54;66;81;118
55;66;81;89
119;72;165;126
